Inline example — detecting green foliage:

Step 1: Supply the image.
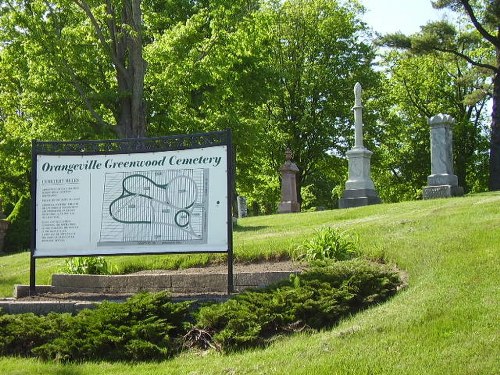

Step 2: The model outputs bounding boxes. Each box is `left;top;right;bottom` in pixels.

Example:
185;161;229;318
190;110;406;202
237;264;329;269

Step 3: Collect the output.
259;0;378;205
0;292;193;362
0;260;400;361
0;312;72;357
0;0;495;222
3;195;30;253
144;0;378;211
62;257;113;275
371;50;490;201
300;154;346;210
33;292;192;362
196;259;401;351
295;226;358;262
380;0;499;191
300;184;317;211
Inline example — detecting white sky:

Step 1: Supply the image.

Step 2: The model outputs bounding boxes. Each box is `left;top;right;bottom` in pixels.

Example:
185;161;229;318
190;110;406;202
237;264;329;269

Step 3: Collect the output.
360;0;453;34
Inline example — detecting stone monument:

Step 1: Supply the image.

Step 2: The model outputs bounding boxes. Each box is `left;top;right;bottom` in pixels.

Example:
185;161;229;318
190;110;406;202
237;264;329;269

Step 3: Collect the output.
278;149;300;213
423;114;464;199
237;196;248;218
0;200;8;252
339;82;381;209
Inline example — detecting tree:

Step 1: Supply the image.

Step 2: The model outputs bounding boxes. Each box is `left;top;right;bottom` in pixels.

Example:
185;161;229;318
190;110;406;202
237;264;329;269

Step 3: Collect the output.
144;0;270;211
73;0;147;138
0;1;101;207
381;0;500;190
258;0;379;207
145;0;379;212
0;0;147;139
0;0;157;208
371;52;489;202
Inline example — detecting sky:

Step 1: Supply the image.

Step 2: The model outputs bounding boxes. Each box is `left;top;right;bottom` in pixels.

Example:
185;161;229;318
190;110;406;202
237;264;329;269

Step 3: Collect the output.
360;0;453;35
360;1;493;115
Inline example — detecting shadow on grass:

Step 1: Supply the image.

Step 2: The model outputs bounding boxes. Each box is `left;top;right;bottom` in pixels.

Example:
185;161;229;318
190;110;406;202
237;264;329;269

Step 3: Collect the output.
52;368;85;375
233;225;268;232
0;249;28;257
0;275;24;298
0;275;23;283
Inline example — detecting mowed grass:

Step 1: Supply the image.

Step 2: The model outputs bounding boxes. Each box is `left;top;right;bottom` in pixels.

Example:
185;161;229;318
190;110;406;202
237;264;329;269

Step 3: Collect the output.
0;192;499;374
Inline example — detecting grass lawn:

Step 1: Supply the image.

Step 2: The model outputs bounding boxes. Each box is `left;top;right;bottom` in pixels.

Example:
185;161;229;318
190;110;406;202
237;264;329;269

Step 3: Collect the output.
0;192;498;374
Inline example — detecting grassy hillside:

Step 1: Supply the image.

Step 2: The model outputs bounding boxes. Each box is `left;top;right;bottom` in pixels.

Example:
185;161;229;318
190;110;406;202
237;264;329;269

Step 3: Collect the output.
0;192;499;374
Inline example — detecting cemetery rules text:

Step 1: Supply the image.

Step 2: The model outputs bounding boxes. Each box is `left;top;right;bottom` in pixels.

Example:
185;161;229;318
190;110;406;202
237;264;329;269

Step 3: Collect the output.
34;146;229;257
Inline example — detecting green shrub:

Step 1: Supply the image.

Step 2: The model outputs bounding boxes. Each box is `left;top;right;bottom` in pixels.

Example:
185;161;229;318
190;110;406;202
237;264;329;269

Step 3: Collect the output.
297;259;402;310
0;312;73;357
295;226;359;262
33;292;192;362
196;259;401;351
0;262;402;361
0;293;192;362
63;256;113;275
3;195;30;253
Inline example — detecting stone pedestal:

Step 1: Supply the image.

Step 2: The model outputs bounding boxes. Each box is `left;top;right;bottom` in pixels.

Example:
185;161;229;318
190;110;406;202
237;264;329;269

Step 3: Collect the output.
422;185;464;199
339;147;380;208
423;114;463;199
278;201;300;213
278;149;300;213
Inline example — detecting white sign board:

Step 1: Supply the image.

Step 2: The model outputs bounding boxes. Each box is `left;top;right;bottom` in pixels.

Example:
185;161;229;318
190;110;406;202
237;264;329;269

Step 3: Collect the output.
34;146;228;257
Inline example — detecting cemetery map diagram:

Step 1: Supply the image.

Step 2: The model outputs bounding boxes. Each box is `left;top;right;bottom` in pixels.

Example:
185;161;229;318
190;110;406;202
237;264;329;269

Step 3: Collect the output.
98;169;208;246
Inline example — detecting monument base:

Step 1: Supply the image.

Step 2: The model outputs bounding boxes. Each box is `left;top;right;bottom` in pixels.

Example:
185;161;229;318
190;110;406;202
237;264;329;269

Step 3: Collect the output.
427;173;458;186
278;201;300;213
339;189;381;209
422;185;464;200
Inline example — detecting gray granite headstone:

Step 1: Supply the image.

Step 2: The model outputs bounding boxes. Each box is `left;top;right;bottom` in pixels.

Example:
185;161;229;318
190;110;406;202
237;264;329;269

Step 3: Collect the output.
0;199;8;252
422;114;464;199
237;196;248;218
278;149;300;213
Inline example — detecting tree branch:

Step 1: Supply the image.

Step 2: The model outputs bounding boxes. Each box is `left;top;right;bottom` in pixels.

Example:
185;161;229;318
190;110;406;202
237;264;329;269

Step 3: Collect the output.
73;0;130;81
433;45;497;72
401;77;433;118
6;0;112;132
459;0;500;49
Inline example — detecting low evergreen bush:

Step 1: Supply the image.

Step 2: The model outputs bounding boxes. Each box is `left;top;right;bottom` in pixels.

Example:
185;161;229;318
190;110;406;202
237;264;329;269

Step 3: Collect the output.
0;260;402;361
33;292;192;362
0;292;193;362
196;259;401;351
0;312;72;357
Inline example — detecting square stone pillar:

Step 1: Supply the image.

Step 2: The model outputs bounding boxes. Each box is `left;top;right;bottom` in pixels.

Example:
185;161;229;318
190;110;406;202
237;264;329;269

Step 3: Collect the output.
423;114;464;199
278;149;300;213
237;196;248;218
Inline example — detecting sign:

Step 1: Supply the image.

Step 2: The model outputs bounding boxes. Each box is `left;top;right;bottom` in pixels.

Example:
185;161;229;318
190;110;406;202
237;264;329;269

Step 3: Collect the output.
30;131;234;294
35;146;228;257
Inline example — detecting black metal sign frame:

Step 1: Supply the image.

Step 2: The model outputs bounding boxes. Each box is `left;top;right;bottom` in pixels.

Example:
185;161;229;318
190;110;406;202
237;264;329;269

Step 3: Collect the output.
30;129;234;295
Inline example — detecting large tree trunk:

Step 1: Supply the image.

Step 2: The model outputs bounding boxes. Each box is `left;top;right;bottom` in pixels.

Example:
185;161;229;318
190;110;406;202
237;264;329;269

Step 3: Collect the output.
489;50;500;190
114;0;146;138
76;0;147;138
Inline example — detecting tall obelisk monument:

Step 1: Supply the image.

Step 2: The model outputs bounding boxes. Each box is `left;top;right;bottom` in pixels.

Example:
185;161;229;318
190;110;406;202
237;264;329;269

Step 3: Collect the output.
339;83;381;208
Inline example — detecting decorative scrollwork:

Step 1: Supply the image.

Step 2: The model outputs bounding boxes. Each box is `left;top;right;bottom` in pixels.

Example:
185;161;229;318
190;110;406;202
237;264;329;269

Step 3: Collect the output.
33;130;230;155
